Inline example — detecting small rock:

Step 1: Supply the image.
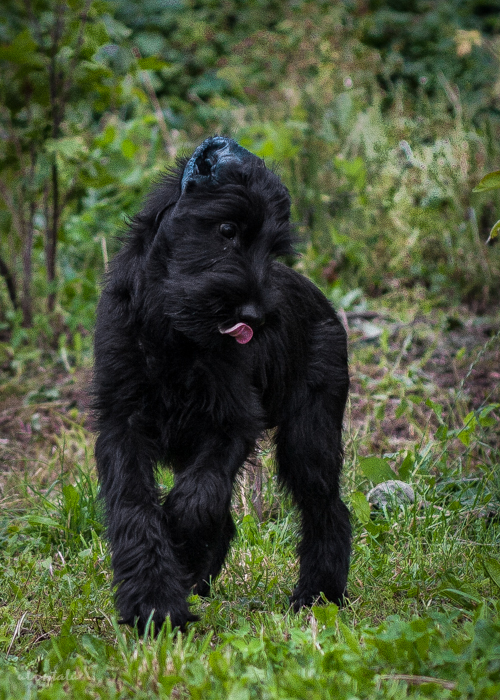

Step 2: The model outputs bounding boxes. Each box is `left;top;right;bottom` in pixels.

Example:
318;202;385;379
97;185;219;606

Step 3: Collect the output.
367;480;415;510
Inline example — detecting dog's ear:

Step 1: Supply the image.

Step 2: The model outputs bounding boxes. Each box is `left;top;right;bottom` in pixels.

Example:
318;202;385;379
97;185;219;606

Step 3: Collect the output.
137;160;187;241
181;136;257;191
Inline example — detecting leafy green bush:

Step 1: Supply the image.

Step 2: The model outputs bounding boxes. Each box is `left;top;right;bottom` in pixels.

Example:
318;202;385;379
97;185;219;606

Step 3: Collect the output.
1;0;499;349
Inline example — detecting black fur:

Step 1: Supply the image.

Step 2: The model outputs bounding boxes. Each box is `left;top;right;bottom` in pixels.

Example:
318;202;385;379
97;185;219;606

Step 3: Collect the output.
93;137;351;634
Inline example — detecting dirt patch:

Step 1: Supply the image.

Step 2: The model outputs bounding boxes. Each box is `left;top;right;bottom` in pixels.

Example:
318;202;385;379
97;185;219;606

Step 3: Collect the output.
0;366;92;497
1;308;498;494
347;310;499;456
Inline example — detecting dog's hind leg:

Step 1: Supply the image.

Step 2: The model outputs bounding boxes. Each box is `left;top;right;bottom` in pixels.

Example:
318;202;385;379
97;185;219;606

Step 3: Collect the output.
275;323;351;610
276;408;351;610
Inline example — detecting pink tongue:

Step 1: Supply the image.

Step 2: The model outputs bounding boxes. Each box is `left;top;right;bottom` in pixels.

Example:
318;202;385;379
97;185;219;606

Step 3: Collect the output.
220;322;253;344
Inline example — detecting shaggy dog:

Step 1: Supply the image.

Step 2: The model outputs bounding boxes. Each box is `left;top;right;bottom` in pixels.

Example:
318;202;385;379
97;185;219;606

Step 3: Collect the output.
93;136;350;633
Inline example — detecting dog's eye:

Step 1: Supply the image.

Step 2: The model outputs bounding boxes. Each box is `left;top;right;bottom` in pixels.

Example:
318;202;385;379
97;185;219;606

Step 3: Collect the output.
219;223;238;239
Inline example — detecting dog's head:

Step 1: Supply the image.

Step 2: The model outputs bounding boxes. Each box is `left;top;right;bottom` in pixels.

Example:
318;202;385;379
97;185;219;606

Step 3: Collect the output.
146;137;294;348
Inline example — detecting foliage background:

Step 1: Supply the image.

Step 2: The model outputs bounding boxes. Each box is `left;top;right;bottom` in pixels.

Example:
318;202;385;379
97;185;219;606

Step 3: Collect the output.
1;0;500;345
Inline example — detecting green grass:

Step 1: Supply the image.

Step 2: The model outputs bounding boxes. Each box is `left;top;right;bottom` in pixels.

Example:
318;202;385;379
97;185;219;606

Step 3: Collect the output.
0;306;499;698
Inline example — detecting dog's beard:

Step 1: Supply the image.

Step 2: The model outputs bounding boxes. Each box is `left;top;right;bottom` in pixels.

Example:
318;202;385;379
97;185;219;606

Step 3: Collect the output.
161;268;267;348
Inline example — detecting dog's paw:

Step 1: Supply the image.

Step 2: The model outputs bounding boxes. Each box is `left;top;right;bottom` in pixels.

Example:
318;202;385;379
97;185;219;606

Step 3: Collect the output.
192;578;211;598
290;586;348;613
119;600;199;636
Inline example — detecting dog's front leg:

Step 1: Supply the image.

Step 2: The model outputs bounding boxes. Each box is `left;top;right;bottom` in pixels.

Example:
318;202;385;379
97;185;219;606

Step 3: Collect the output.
95;427;196;634
163;436;250;595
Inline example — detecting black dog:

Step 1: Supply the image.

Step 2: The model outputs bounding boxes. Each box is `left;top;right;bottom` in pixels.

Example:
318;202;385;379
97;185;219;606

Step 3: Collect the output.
93;136;350;634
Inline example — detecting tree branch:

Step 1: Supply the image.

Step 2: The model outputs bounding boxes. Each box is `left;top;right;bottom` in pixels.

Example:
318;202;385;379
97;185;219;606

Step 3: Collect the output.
132;47;177;159
62;0;93;100
0;253;18;309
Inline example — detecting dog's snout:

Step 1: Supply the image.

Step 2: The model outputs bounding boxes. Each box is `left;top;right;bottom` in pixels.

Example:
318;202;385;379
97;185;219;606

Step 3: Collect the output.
239;303;265;328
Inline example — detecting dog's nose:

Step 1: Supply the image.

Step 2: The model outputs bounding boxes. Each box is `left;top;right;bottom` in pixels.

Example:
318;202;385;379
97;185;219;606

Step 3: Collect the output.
239;303;265;328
